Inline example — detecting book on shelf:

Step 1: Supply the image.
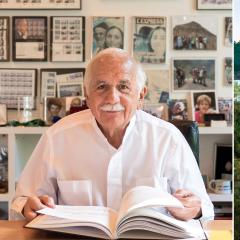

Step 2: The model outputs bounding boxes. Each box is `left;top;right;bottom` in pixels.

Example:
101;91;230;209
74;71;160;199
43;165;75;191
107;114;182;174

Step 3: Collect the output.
26;186;206;239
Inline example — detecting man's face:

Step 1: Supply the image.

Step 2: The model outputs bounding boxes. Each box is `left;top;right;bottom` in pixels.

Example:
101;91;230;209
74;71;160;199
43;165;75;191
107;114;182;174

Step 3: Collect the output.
17;19;28;34
94;27;106;47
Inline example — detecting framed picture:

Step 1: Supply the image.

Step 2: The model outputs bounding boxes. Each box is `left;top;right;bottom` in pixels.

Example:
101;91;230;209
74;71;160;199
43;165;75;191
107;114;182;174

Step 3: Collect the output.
224;58;232;86
218;98;232;126
92;17;124;56
50;16;85;62
0;17;10;62
214;144;232;180
0;0;81;9
12;16;47;61
172;16;217;51
132;16;166;63
142;103;168;121
191;91;217;126
0;104;7;126
224;17;232;47
168;99;189;120
0;68;37;109
197;0;232;10
57;82;83;98
173;59;215;91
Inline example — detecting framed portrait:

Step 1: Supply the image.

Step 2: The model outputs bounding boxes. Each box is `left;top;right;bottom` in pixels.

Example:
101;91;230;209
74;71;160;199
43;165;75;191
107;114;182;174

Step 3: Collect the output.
218;98;232;126
92;16;124;56
172;16;217;51
224;17;232;47
12;16;48;61
40;68;85;102
0;17;10;62
173;59;215;92
214;144;232;180
197;0;232;10
224;58;232;86
57;82;83;98
0;68;37;109
0;0;81;9
132;16;166;64
168;99;189;121
142;103;168;121
50;16;85;62
191;91;217;126
0;104;7;126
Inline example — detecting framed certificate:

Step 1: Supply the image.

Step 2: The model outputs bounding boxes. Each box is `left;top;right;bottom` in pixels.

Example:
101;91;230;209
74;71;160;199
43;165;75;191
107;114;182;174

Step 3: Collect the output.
0;17;10;62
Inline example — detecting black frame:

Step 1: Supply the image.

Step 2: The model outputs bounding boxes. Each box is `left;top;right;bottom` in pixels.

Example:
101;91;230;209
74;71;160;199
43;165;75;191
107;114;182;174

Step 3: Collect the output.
0;17;10;62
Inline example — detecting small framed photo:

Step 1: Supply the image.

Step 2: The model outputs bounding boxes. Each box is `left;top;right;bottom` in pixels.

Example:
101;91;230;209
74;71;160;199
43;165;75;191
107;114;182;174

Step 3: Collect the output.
142;103;168;121
224;17;232;47
168;99;189;120
57;82;83;98
0;17;10;62
66;96;88;115
12;16;47;61
132;16;166;64
218;98;232;126
173;59;215;92
50;16;85;62
197;0;232;10
92;17;124;56
214;144;232;180
224;58;232;86
0;104;7;126
172;16;217;51
191;91;217;126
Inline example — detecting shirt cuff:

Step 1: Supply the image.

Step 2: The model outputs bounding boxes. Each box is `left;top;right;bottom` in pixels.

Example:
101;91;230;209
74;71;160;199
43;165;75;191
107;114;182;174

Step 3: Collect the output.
200;199;215;222
9;197;28;220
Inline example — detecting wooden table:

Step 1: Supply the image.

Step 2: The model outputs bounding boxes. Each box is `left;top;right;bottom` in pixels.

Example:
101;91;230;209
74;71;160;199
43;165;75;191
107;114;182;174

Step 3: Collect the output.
0;220;232;240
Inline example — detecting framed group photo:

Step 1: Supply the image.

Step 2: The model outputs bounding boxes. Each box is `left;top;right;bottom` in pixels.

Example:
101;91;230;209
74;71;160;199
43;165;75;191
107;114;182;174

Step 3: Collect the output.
197;0;232;10
0;17;10;62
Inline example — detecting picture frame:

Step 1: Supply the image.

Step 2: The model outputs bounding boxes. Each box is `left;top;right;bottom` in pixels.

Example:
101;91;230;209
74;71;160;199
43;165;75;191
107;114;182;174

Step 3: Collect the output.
214;144;232;180
142;103;168;121
0;0;81;10
224;58;232;86
218;98;232;126
0;17;10;62
57;82;84;98
197;0;232;10
12;16;48;61
172;16;217;51
92;16;124;56
0;104;7;126
224;17;232;47
132;16;166;64
0;68;37;109
50;16;85;62
173;59;215;92
168;99;189;121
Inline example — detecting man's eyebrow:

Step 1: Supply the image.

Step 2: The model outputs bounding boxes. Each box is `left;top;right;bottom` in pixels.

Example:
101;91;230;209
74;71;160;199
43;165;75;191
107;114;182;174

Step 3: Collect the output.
118;80;131;85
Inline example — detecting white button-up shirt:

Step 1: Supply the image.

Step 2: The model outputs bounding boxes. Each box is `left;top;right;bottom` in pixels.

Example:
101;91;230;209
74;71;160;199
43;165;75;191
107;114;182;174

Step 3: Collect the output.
11;109;214;220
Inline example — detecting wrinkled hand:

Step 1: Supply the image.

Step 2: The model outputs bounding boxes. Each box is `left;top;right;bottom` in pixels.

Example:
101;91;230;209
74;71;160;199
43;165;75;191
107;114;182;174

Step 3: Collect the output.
23;195;55;222
167;189;201;221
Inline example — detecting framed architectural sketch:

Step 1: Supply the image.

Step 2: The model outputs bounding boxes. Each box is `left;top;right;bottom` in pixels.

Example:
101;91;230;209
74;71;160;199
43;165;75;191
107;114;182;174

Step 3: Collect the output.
168;99;189;120
173;59;215;91
224;17;232;47
224;58;232;86
92;17;124;56
133;16;166;63
0;68;37;109
50;16;85;62
0;17;10;62
172;16;217;50
197;0;232;10
12;16;48;61
0;0;81;9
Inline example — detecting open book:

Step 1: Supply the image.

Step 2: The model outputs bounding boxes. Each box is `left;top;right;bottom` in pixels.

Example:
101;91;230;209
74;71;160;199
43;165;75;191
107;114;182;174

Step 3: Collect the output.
26;186;206;239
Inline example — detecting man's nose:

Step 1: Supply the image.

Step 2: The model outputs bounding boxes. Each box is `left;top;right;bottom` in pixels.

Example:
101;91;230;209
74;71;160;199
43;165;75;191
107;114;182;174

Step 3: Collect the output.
106;87;120;103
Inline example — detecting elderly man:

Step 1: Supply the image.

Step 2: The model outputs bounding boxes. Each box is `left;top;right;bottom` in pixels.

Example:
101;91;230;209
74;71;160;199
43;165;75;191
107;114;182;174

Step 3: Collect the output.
11;48;214;222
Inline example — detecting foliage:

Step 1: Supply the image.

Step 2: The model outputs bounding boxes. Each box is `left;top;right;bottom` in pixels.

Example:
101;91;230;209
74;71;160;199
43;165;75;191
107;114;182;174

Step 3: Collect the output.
235;42;240;80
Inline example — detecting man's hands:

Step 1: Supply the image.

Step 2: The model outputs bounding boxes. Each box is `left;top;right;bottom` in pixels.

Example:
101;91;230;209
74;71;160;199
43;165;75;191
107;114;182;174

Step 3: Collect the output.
23;195;55;222
167;189;202;221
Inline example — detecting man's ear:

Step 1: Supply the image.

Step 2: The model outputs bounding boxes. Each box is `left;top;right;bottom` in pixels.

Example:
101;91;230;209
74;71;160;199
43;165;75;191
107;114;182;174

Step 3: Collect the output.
84;87;90;107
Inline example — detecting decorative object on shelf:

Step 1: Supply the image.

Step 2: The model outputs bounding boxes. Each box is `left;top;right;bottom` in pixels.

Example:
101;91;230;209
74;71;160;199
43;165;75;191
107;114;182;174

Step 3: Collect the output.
50;16;85;62
17;96;34;123
209;179;231;194
12;16;48;61
132;16;166;64
197;0;232;10
173;59;215;91
7;119;46;127
218;98;232;126
224;17;232;47
224;57;232;86
204;113;226;126
168;99;189;121
0;104;7;126
0;0;81;9
0;17;10;62
92;16;124;56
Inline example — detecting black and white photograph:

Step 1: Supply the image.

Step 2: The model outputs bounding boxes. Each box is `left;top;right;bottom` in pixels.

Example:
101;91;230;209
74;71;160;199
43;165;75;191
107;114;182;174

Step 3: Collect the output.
92;17;124;56
51;16;85;62
168;99;189;121
0;69;37;109
0;104;7;126
57;82;83;98
197;0;232;10
172;16;217;50
218;98;232;126
12;16;47;61
173;59;215;91
0;0;81;9
0;17;10;62
224;17;232;47
224;58;232;86
133;16;166;64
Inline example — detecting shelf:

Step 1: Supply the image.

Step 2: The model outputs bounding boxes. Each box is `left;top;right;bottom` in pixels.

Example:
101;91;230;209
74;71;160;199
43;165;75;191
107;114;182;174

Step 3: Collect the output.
199;127;232;135
208;193;232;202
0;127;48;135
0;193;10;201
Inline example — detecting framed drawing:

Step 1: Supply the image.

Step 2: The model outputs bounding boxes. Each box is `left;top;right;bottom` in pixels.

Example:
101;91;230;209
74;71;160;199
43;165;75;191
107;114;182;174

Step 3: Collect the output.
133;16;166;63
92;17;124;56
218;98;232;126
172;16;217;50
224;58;232;86
0;0;81;9
0;68;37;109
12;16;48;61
197;0;232;10
224;17;232;47
168;99;189;120
0;104;7;126
173;59;215;91
0;17;10;62
50;16;85;62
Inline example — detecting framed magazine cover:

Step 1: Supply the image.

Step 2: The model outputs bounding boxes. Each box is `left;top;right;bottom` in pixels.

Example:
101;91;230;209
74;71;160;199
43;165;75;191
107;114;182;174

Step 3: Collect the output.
0;17;10;62
0;0;81;9
12;16;48;61
197;0;232;10
50;16;85;62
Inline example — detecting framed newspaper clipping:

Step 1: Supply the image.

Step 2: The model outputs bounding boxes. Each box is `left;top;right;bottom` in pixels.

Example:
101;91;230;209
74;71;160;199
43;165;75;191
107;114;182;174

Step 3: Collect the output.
132;16;166;64
0;17;10;62
0;68;37;109
50;16;85;62
197;0;232;10
12;16;48;61
0;0;81;10
92;17;124;56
